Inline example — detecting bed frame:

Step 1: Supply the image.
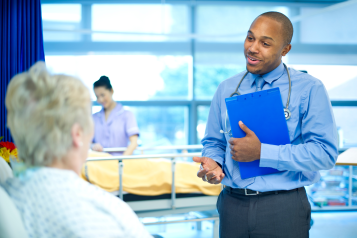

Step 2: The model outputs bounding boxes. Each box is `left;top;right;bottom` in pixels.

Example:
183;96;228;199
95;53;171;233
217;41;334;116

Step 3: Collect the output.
87;145;220;237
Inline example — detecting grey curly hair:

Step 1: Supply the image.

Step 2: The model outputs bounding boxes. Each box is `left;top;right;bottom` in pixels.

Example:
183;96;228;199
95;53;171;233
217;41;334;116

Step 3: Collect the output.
5;61;93;167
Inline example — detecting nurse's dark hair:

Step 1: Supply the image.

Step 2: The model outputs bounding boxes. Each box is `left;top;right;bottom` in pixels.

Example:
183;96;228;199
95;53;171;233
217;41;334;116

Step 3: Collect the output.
93;75;112;90
257;11;293;46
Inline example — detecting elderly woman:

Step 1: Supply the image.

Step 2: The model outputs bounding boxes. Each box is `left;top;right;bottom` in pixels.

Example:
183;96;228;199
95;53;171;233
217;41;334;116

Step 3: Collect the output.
1;62;152;238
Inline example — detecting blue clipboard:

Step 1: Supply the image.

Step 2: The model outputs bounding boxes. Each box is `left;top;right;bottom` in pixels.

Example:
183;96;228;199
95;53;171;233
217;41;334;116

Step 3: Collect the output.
225;88;290;179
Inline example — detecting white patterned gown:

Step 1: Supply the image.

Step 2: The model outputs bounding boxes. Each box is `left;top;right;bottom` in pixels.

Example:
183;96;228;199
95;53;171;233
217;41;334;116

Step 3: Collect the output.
1;167;153;238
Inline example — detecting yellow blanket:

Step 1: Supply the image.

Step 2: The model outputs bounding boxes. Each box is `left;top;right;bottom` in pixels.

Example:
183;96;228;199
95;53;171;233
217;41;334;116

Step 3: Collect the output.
81;151;221;196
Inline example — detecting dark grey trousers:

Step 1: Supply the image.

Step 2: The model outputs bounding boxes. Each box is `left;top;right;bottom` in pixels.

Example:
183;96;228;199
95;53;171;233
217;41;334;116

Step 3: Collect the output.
216;187;311;238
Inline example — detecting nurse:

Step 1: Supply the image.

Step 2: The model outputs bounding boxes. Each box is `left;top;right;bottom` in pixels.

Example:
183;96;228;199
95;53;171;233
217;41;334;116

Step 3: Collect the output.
91;76;139;156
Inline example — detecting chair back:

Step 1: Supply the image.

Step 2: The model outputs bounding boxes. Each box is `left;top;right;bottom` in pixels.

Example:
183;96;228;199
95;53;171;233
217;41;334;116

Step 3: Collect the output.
0;158;13;183
0;186;28;238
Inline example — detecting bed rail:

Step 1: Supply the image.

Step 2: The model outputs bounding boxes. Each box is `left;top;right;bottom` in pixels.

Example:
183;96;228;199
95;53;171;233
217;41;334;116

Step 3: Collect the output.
102;144;203;153
143;216;219;225
87;152;203;207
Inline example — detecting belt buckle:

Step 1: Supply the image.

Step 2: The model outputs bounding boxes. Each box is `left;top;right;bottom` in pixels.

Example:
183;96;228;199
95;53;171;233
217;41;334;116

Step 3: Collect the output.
245;188;259;196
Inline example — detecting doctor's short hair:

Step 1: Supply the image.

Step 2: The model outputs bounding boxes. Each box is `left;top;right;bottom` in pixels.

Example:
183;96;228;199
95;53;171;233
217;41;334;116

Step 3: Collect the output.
5;62;93;167
93;75;113;90
257;11;293;46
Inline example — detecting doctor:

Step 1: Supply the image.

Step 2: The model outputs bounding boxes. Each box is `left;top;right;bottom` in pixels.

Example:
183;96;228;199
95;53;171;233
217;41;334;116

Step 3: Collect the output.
193;12;338;238
92;76;139;156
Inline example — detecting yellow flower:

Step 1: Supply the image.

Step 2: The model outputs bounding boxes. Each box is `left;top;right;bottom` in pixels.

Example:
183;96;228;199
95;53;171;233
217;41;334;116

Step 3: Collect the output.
0;147;10;163
10;148;18;157
10;148;18;161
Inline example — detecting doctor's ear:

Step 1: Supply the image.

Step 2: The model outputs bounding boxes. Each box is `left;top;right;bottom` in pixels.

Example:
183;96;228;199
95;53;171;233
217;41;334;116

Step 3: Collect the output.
281;44;291;56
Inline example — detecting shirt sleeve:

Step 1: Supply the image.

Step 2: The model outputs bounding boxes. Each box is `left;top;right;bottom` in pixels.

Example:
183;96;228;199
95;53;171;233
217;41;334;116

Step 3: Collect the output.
260;80;339;172
125;111;140;137
201;84;227;166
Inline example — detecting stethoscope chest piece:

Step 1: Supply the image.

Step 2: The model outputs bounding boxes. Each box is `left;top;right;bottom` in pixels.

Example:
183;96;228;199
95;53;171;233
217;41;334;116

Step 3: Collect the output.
284;108;291;120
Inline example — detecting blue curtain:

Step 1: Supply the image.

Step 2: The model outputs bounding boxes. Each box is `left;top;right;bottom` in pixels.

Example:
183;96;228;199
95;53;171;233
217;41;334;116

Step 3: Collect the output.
0;0;45;142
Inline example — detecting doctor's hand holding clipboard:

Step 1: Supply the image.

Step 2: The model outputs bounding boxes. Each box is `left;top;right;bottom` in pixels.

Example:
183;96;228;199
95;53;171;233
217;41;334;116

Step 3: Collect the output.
228;121;261;163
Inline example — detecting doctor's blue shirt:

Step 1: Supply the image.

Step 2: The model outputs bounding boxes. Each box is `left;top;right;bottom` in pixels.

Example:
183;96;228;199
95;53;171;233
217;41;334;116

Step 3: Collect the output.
201;62;338;192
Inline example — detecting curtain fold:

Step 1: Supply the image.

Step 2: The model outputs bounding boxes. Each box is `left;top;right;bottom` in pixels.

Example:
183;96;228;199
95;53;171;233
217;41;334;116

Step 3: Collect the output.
0;0;45;141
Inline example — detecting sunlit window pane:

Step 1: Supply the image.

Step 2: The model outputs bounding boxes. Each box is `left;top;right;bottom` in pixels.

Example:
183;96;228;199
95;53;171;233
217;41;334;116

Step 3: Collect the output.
290;65;357;100
129;106;188;147
300;5;357;44
195;52;245;100
92;4;189;41
333;107;357;148
197;106;210;142
41;4;82;41
45;55;192;101
196;6;289;42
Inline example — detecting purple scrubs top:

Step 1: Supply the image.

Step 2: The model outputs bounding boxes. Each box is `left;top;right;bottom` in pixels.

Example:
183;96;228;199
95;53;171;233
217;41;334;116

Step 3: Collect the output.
93;103;139;155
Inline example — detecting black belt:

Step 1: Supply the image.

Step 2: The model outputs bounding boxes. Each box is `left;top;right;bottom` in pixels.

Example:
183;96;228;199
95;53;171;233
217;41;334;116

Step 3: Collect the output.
224;186;300;196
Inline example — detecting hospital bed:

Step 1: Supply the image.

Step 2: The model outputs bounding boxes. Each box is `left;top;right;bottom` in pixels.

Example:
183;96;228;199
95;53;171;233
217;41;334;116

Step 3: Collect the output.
86;145;220;237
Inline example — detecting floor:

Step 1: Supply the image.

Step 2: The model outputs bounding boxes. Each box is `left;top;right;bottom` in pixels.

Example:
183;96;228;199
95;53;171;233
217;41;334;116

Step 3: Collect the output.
146;211;357;238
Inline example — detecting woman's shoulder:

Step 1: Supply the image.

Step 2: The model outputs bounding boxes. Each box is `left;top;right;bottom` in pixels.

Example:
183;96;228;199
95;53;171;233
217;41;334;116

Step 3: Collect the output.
92;110;103;119
4;168;151;237
123;108;135;116
115;107;135;120
5;167;123;212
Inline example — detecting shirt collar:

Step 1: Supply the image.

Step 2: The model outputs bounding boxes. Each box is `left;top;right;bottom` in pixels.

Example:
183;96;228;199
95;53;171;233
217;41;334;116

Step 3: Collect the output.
111;102;123;114
248;61;285;87
99;102;123;123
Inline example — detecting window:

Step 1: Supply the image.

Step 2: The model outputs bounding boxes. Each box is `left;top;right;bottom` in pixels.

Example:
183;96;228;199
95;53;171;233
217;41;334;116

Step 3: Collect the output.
290;65;357;100
195;52;246;100
197;106;210;142
333;107;357;148
196;6;289;42
127;106;188;147
45;55;192;101
300;5;357;44
41;4;82;41
92;4;189;42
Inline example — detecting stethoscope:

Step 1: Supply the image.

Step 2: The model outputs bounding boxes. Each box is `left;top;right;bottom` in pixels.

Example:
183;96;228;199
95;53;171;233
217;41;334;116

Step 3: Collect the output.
220;63;292;137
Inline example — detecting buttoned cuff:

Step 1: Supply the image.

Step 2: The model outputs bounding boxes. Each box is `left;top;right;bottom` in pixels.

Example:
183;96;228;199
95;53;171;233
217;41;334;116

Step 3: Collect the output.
259;143;279;169
202;153;224;168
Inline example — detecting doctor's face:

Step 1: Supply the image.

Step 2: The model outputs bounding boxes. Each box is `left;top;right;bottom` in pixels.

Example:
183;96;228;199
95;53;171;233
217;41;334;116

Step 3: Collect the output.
94;86;114;109
244;16;291;75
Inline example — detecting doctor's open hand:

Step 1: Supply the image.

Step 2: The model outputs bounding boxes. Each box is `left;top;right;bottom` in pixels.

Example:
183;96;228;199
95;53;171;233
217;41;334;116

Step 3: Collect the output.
229;121;261;162
193;156;225;184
